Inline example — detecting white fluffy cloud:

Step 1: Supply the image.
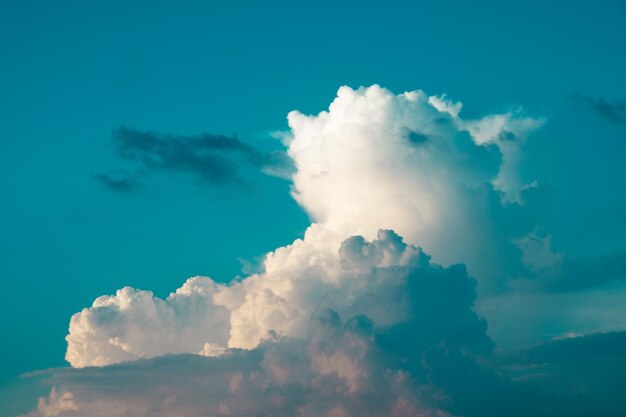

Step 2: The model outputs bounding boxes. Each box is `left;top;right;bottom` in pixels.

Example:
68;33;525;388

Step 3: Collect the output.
65;277;231;367
287;85;544;282
34;229;490;417
65;85;551;368
65;227;490;367
25;85;626;417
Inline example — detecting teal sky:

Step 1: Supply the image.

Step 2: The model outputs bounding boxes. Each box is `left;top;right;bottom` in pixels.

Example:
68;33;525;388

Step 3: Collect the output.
1;1;626;415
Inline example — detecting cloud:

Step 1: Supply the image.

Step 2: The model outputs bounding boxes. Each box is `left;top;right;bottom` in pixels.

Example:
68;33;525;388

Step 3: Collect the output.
286;85;545;288
523;330;626;363
23;224;500;417
26;313;454;417
26;309;626;417
91;173;140;193
65;277;231;368
65;229;491;367
36;225;501;417
97;127;293;190
573;94;626;125
539;251;626;293
22;85;626;417
552;252;626;292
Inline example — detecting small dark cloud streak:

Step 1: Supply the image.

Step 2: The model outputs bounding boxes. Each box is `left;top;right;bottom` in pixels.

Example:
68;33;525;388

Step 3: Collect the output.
92;173;140;193
94;127;292;192
573;94;626;125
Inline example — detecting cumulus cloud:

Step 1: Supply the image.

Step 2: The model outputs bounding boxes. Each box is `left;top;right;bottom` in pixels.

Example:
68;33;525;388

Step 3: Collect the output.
94;127;293;190
284;85;625;298
46;227;495;416
286;85;548;289
27;311;626;417
23;85;626;417
65;228;491;367
26;314;453;417
549;252;626;292
28;221;493;417
65;278;231;368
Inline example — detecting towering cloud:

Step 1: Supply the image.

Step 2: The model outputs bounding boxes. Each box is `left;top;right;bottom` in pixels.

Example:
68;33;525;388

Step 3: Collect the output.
287;85;546;285
24;85;626;417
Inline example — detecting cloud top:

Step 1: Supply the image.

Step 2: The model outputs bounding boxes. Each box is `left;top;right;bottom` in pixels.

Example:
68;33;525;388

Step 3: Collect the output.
287;85;544;283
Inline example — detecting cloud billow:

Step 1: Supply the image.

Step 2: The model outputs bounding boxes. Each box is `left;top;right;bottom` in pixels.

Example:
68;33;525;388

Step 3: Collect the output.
25;85;626;417
31;229;500;417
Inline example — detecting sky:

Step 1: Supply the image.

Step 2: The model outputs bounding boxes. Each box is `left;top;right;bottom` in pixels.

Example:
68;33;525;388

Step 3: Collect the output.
1;0;626;416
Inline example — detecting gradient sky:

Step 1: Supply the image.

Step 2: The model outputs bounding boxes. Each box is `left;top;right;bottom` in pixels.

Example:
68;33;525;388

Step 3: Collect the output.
2;1;626;416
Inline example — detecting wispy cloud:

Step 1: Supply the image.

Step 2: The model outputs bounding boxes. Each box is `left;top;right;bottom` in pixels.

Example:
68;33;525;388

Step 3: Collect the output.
91;172;140;193
93;127;293;191
573;94;626;125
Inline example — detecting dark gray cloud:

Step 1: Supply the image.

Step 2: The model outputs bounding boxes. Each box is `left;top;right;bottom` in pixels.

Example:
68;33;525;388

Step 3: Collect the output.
94;127;293;191
498;331;626;417
573;94;626;125
544;252;626;293
524;330;626;363
415;331;626;417
91;173;140;193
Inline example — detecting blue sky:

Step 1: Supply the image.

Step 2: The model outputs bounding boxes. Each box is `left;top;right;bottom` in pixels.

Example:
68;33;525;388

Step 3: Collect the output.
1;1;626;416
